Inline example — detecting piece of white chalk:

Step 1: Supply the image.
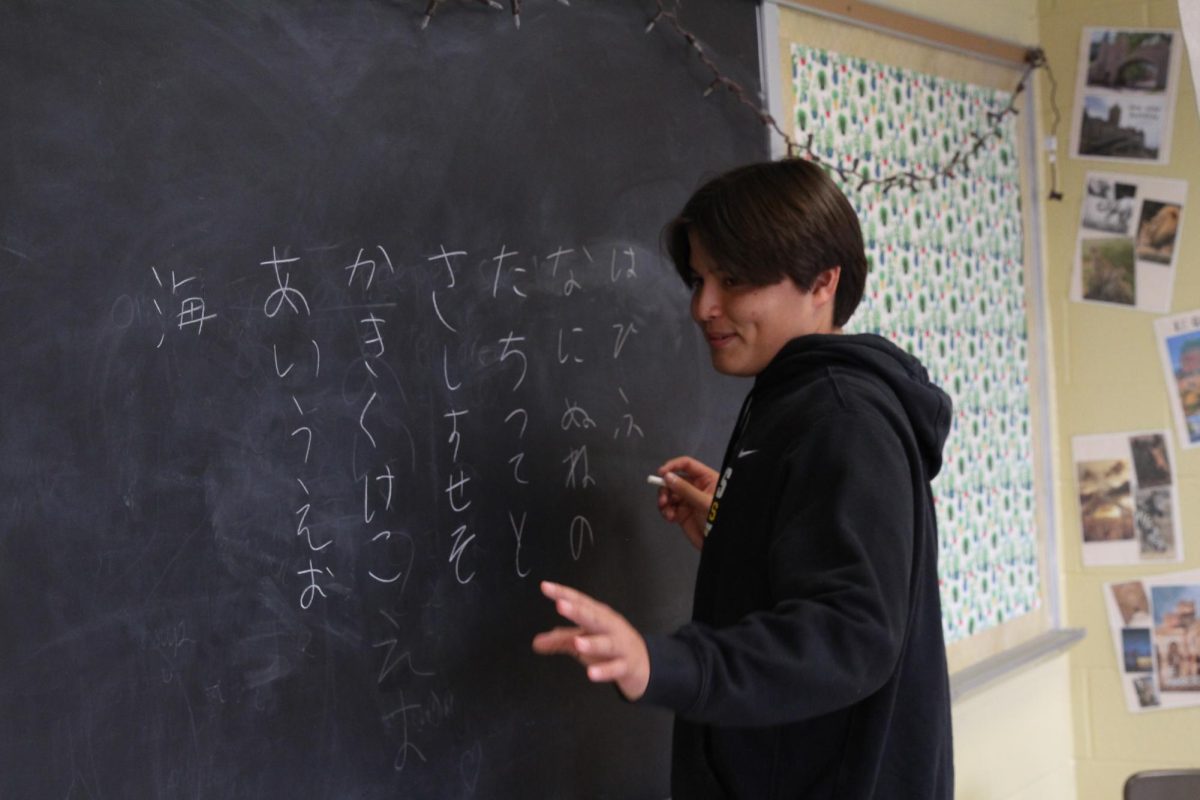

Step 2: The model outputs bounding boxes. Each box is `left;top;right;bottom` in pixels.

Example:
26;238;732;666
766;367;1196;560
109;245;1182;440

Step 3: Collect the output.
646;475;666;487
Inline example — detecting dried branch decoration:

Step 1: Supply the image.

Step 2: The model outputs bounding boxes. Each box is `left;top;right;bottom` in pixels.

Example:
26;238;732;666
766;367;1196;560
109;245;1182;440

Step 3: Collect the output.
646;1;1063;200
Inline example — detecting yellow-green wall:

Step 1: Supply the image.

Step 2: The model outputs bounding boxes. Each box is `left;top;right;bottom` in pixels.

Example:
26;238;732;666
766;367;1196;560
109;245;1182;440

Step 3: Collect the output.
870;0;1040;45
1038;0;1200;797
953;657;1078;798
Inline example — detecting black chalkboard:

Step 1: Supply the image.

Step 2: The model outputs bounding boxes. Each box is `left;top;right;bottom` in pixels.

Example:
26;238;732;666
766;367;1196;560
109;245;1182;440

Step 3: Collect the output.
0;2;763;797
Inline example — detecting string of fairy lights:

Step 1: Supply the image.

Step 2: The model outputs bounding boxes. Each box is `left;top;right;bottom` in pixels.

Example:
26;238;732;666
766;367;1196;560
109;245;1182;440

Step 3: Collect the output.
419;0;1064;200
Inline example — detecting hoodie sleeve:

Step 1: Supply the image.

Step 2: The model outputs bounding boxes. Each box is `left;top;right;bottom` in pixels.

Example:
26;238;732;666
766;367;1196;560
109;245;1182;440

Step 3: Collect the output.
639;408;917;726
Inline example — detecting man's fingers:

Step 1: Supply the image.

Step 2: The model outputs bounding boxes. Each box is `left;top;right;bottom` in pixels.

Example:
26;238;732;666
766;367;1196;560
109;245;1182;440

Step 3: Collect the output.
575;634;614;658
586;658;628;683
532;626;583;655
659;455;705;477
658;456;717;486
664;472;714;511
556;597;600;631
541;581;612;633
540;580;587;606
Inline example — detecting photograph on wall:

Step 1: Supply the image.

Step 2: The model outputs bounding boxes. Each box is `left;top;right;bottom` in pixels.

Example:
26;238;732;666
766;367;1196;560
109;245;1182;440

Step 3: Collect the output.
1070;28;1183;163
1183;0;1200;132
1072;430;1182;565
1103;570;1200;712
1154;310;1200;448
1151;584;1200;694
1071;172;1187;312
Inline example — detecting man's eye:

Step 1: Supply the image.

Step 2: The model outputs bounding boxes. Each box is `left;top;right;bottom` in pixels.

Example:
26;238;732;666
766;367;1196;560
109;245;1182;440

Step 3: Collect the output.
720;276;741;289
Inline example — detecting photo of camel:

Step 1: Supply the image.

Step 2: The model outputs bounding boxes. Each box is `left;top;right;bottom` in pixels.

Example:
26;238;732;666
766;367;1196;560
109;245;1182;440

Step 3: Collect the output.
1080;236;1135;305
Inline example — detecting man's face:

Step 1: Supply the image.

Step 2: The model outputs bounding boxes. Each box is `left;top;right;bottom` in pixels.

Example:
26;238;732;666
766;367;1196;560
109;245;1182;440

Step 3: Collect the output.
687;231;835;377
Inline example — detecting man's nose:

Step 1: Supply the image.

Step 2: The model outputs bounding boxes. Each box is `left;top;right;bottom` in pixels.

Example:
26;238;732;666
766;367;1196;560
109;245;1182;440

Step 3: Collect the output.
692;283;720;322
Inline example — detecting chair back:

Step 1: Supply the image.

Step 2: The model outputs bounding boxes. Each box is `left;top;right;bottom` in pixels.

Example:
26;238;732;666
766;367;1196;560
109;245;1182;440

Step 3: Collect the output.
1124;769;1200;800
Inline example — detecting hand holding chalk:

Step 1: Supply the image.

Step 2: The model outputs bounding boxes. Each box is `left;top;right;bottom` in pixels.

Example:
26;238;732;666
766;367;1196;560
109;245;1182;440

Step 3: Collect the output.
653;457;719;551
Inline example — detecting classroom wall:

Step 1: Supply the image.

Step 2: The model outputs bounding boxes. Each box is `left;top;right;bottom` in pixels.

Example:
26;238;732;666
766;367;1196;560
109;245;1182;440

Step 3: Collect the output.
1037;0;1200;796
848;3;1080;799
870;0;1040;45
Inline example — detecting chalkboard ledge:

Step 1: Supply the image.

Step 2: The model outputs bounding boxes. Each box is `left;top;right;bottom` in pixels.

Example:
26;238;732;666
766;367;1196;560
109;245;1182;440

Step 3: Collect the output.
949;628;1086;702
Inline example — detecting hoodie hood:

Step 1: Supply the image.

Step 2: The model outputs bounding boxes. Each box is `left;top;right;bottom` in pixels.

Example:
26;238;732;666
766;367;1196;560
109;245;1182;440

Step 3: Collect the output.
755;333;953;478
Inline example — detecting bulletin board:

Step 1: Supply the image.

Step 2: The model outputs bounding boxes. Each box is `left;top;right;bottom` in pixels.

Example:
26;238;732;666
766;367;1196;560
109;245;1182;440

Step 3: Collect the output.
761;1;1062;677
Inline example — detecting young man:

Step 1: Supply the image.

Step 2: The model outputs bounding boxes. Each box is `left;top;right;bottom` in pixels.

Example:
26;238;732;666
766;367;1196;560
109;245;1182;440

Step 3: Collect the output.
533;158;954;798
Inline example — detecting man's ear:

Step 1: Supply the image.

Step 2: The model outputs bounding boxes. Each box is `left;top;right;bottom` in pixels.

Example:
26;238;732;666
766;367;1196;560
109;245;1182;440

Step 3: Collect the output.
811;266;841;307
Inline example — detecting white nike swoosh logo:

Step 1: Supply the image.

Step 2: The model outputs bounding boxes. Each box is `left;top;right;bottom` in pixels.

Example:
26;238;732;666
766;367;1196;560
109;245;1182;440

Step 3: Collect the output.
737;448;758;458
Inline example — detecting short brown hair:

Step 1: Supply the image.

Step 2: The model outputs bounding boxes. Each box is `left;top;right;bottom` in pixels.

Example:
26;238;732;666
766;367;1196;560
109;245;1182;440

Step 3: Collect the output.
664;158;868;327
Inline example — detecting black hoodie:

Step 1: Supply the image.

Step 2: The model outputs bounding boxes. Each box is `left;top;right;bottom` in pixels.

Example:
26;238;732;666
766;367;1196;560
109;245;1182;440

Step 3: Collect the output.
640;333;954;799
